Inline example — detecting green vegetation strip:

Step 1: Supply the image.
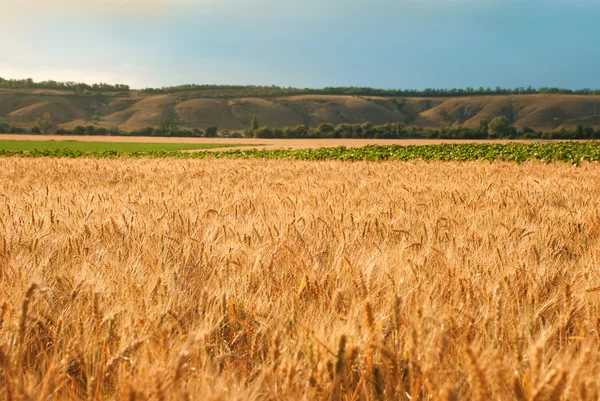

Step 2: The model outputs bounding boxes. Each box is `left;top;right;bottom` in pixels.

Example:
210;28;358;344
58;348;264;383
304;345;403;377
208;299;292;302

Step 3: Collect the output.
0;140;244;153
1;142;600;163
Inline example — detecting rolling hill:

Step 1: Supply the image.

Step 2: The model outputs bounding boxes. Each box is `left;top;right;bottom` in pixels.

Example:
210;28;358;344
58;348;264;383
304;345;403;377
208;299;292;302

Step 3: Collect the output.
2;88;600;132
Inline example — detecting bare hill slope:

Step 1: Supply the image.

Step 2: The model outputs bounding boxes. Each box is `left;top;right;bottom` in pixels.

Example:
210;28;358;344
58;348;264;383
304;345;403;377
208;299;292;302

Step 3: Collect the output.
2;89;600;132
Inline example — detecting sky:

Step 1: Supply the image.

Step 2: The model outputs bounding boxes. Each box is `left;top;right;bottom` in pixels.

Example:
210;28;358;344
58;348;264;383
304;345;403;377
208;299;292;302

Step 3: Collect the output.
1;0;599;89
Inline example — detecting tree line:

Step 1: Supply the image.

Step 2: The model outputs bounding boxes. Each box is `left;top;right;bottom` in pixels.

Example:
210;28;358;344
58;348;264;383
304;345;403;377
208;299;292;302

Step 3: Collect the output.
3;77;600;98
1;114;599;141
0;77;130;93
141;84;600;97
246;117;600;140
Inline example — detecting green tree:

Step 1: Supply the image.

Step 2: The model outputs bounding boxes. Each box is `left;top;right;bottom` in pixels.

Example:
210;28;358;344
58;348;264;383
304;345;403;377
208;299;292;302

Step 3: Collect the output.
251;115;259;130
522;127;535;134
0;116;8;132
489;116;513;138
478;119;489;135
253;127;273;138
361;121;374;138
158;118;176;133
282;127;295;138
335;123;353;138
36;112;53;134
205;126;218;137
294;124;309;138
317;123;335;137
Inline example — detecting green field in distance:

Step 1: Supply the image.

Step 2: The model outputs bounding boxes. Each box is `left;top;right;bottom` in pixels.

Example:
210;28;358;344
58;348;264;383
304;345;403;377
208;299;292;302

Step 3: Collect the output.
0;140;244;152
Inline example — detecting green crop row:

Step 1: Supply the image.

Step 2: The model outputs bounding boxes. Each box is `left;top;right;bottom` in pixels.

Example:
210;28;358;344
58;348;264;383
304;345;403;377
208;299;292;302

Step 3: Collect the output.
2;142;600;163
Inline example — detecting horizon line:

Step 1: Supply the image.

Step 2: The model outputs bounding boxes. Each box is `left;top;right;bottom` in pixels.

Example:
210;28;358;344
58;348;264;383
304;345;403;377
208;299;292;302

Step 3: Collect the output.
2;77;600;93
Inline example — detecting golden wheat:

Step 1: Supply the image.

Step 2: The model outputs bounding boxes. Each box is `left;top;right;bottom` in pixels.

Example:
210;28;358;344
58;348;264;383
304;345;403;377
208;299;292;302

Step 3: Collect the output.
0;157;599;400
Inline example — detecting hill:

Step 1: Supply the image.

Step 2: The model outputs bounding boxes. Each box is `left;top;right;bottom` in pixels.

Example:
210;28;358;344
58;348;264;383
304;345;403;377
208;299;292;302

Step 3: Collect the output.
1;89;600;132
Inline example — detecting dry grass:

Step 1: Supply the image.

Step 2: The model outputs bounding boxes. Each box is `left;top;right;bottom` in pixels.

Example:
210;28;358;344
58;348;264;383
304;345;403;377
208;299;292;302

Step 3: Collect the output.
3;90;600;131
1;158;600;400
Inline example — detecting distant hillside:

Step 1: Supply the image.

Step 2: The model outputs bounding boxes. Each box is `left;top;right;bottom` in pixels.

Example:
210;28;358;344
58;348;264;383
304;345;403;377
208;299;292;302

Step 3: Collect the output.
1;89;600;132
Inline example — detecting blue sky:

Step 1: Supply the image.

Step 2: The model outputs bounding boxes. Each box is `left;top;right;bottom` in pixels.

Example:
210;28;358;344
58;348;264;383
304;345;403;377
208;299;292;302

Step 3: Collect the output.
1;0;599;89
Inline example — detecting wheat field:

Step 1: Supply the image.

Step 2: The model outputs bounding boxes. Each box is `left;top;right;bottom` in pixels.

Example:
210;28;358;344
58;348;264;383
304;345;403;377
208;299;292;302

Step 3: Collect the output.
1;158;600;400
